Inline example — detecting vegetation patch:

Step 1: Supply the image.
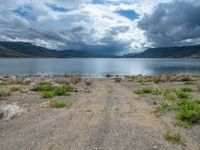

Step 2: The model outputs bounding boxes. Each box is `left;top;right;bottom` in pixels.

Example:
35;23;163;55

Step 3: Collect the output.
176;91;190;99
0;87;11;97
33;82;73;98
180;87;193;92
164;131;186;146
135;87;161;95
33;82;55;92
42;91;55;98
50;101;71;108
176;99;200;126
184;81;194;85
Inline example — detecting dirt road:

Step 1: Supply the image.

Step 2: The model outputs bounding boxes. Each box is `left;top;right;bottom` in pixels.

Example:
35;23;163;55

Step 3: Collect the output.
0;79;199;150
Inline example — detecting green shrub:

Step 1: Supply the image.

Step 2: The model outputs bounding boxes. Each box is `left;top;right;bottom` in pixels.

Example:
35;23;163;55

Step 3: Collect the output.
184;81;194;85
176;99;200;125
42;91;55;98
180;87;193;92
176;91;190;99
33;82;54;92
154;103;171;116
164;89;177;100
164;131;186;146
0;87;11;97
135;88;161;95
50;101;71;108
54;85;71;96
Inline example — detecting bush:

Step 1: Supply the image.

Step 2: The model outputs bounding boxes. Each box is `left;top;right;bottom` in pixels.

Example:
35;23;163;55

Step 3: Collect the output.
54;85;71;96
176;99;200;125
50;101;71;108
42;91;55;98
10;86;21;92
176;91;190;99
135;87;161;95
33;82;54;92
184;81;194;85
164;131;186;146
180;87;193;92
0;87;11;97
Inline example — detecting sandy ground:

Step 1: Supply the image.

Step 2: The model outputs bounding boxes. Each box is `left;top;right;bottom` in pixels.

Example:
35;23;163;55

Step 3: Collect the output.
0;77;200;150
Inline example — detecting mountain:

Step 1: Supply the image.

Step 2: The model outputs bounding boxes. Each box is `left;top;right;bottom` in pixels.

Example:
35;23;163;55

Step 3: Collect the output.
0;45;29;57
0;42;109;58
124;45;200;58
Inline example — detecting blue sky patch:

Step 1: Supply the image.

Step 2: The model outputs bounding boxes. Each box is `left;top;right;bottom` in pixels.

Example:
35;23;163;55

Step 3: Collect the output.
46;3;71;12
14;6;37;21
115;10;139;20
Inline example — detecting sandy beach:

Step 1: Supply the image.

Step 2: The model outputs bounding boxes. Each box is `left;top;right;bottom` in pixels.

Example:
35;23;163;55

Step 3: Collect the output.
0;75;200;150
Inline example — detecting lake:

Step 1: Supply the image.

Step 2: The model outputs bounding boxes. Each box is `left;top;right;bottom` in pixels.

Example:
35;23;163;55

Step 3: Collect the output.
0;58;200;76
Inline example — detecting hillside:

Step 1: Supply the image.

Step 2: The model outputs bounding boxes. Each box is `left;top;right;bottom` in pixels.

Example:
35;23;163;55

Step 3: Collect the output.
0;46;28;58
0;42;101;58
126;45;200;58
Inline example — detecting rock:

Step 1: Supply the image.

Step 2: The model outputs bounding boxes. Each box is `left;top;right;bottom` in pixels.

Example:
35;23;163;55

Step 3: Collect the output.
114;78;121;82
153;101;157;105
0;110;4;119
85;79;92;86
0;104;24;120
152;146;158;149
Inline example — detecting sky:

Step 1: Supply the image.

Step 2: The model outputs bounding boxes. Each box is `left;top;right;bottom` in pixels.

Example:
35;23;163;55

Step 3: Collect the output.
0;0;200;55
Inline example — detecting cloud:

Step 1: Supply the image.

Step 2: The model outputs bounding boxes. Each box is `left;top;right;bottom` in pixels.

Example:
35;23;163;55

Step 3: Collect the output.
138;0;200;47
1;0;199;55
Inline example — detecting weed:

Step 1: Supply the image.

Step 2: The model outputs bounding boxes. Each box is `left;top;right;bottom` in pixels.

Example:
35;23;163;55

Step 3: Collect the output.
180;87;193;92
0;87;11;97
164;131;186;146
154;103;171;116
42;91;55;98
184;81;194;85
135;88;161;95
176;91;190;99
50;101;71;108
33;82;54;92
176;99;200;125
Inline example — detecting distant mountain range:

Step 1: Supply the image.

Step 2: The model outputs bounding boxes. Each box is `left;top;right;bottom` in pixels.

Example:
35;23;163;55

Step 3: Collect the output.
124;45;200;58
0;41;200;58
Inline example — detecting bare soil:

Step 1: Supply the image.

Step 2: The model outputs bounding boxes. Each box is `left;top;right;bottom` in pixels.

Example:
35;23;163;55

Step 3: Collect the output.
0;77;199;150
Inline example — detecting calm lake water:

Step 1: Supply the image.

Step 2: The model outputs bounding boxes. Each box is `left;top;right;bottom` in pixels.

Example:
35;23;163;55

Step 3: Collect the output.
0;58;200;76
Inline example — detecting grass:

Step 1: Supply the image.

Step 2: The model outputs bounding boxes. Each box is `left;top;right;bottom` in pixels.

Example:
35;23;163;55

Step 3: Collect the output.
176;99;200;126
176;91;190;99
135;88;161;95
180;87;193;92
184;81;194;85
164;131;186;146
33;82;72;98
0;87;11;97
42;91;55;98
164;89;177;100
33;82;54;92
50;101;71;108
154;103;172;116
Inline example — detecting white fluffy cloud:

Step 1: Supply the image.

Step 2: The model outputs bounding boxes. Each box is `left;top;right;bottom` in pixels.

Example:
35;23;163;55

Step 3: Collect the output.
0;0;199;54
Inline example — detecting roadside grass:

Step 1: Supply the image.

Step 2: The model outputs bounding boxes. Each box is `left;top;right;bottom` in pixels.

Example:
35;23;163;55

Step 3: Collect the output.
134;87;161;95
164;131;186;146
50;101;71;108
42;91;55;98
33;82;72;98
0;87;11;97
180;87;193;92
184;81;194;85
176;91;190;99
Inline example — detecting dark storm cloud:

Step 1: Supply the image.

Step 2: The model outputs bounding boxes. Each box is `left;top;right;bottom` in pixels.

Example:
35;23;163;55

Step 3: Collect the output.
138;0;200;47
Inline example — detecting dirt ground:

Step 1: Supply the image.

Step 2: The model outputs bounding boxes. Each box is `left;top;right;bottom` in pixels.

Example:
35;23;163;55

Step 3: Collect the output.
0;77;200;150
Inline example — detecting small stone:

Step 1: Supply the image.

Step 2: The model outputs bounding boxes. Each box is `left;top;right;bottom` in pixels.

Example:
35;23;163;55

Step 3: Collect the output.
153;101;157;105
0;110;4;119
152;146;158;149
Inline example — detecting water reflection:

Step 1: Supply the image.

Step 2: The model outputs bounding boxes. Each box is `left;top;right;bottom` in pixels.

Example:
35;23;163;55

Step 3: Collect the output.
0;58;200;76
